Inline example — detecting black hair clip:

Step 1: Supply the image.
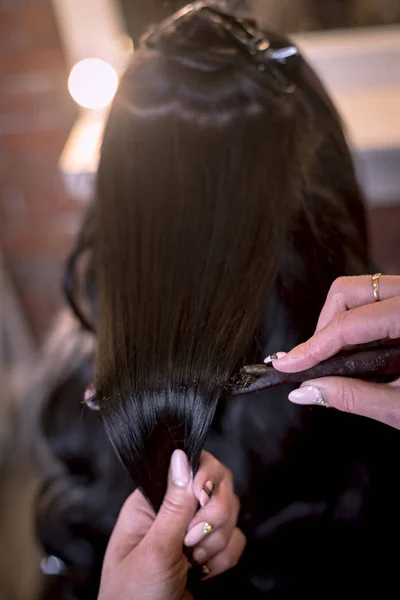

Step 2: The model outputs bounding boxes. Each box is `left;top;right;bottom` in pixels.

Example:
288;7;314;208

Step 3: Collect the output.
150;1;299;94
196;3;298;92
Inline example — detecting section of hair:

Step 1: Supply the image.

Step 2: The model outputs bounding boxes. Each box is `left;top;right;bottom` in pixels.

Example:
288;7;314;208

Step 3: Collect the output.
34;7;372;599
95;10;302;510
94;6;367;510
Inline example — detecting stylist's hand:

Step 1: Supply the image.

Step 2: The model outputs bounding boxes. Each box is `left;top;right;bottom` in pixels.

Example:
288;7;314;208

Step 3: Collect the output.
268;275;400;429
98;450;245;600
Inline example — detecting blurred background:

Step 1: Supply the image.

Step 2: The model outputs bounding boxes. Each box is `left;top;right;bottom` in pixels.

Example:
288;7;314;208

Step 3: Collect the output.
0;1;399;598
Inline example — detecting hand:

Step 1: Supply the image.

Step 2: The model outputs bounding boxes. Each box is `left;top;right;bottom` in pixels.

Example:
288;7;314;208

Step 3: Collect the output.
185;450;245;578
98;450;245;600
267;275;400;429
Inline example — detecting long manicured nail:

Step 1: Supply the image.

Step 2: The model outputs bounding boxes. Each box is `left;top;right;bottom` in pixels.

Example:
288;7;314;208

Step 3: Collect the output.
199;481;215;508
171;450;191;487
264;352;287;365
289;386;328;407
184;522;213;547
83;384;100;411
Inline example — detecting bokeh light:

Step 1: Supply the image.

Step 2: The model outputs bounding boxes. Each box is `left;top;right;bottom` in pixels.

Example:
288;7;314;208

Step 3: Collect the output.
68;58;119;110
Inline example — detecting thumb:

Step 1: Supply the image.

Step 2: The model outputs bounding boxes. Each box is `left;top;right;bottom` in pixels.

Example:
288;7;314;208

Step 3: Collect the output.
289;377;400;430
147;450;198;555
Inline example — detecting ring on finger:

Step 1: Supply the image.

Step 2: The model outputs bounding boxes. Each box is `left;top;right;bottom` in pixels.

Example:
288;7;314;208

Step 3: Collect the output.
371;272;382;302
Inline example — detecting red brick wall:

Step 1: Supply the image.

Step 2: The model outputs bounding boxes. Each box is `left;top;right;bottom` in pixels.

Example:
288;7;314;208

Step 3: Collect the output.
0;0;78;342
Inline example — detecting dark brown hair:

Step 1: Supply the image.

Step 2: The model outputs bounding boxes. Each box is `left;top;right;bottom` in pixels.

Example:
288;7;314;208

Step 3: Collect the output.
93;4;366;510
34;7;375;600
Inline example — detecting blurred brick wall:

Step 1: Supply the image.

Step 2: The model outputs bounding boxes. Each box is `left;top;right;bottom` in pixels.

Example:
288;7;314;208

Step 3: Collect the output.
0;0;79;342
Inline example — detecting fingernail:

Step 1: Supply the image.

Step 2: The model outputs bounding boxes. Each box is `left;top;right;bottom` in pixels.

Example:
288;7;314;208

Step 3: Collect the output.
184;522;213;547
193;548;207;564
83;384;100;411
264;352;287;365
288;385;329;407
170;450;191;487
199;480;215;508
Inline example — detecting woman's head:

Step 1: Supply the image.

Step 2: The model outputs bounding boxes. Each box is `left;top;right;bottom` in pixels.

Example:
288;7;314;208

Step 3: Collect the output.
91;3;367;510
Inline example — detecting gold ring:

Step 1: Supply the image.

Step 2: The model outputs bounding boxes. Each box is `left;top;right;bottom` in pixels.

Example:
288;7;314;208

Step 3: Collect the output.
371;273;382;302
202;564;210;576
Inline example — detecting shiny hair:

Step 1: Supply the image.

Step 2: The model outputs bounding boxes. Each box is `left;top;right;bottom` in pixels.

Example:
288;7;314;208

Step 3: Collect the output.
92;3;367;510
36;5;371;598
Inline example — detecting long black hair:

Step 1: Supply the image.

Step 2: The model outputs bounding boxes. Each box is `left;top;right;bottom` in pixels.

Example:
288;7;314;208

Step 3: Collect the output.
35;3;377;599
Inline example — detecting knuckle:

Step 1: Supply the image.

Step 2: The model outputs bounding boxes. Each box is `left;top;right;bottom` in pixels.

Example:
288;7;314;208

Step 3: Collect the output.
231;495;240;521
161;494;185;516
302;341;323;365
225;546;241;570
142;540;164;566
329;277;347;298
212;530;247;574
211;530;228;551
205;451;222;470
237;529;247;550
328;277;354;312
390;377;400;389
206;450;225;471
121;489;139;512
151;552;168;575
218;552;233;573
384;403;400;429
334;310;353;344
229;530;247;567
336;385;358;414
335;308;349;331
388;297;400;338
212;498;230;525
225;467;234;485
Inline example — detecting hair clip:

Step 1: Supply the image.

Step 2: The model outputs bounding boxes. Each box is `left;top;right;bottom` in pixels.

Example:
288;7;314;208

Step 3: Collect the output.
198;4;298;93
146;2;298;94
83;384;100;411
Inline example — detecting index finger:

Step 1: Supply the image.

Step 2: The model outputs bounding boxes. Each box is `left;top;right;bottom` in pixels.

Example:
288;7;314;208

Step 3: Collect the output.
193;451;231;506
274;296;400;373
315;275;400;332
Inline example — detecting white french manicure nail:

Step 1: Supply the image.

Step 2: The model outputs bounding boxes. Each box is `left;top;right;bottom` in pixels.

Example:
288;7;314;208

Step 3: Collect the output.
199;480;215;508
288;386;328;407
264;352;287;365
170;450;191;487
